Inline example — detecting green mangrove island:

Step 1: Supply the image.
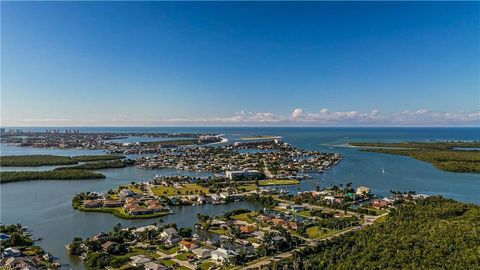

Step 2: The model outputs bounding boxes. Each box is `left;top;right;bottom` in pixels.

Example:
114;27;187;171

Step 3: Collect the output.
0;169;106;183
0;154;125;167
350;141;480;173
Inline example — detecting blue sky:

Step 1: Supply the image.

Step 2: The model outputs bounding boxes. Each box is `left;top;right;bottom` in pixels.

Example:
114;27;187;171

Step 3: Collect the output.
1;2;479;126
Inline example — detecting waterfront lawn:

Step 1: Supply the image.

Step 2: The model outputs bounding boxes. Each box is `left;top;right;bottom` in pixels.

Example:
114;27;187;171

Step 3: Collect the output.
174;252;193;261
232;211;258;224
78;206;169;219
198;261;216;270
151;183;209;196
258;179;299;186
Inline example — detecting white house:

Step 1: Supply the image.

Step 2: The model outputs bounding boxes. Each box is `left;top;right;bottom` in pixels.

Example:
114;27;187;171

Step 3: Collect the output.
211;248;236;262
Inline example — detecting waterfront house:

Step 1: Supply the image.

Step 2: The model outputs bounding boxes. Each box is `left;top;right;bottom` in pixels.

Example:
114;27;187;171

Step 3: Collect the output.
161;228;181;246
101;241;117;252
131;207;151;215
83;200;102;208
0;233;10;242
2;247;21;258
356;186;371;195
103;200;123;208
192;248;211;259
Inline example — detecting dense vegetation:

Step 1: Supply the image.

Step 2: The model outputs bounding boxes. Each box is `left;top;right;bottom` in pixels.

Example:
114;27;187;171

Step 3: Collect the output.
0;154;125;167
0;169;105;183
266;197;480;270
55;159;134;171
142;139;198;146
350;141;480;173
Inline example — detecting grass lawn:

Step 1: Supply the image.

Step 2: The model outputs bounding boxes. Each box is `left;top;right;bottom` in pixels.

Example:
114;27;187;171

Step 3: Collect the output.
126;184;144;194
306;226;335;239
175;267;191;270
209;228;229;235
130;248;160;259
151;183;209;196
158;246;179;255
258;179;299;186
238;184;257;192
198;261;216;270
296;210;311;217
78;206;168;219
232;211;258;224
246;237;259;243
160;259;177;267
361;207;387;216
174;252;193;261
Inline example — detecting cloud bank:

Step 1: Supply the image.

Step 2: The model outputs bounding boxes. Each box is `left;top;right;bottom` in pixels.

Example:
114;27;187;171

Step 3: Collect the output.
5;108;479;127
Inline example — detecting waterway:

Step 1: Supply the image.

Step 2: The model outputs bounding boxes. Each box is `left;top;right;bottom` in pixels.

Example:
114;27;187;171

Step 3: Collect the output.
1;127;479;269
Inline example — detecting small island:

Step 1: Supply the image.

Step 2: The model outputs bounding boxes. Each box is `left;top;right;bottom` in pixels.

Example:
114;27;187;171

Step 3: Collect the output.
350;141;480;173
0;154;131;183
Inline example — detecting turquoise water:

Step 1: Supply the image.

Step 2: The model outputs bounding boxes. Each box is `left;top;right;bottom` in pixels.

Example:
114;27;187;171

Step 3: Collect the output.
1;127;479;269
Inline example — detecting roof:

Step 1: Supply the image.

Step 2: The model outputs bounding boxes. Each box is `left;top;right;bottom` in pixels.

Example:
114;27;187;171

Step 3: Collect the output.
162;227;178;236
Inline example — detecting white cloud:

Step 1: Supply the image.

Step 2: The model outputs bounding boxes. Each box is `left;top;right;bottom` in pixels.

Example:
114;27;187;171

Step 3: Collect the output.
4;108;479;126
291;109;303;119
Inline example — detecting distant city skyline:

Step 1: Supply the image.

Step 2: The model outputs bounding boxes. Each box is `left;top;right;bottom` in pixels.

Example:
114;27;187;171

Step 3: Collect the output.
2;2;479;127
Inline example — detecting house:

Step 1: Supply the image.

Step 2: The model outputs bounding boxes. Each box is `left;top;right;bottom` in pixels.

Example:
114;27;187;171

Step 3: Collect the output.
135;225;158;233
372;199;389;209
211;248;236;262
1;257;36;270
0;233;10;242
101;241;117;252
225;169;261;180
83;200;102;208
356;186;371;195
130;255;151;267
3;247;21;258
128;206;152;215
161;228;182;246
271;218;286;226
179;240;198;252
144;261;167;270
289;204;305;212
160;228;178;238
147;204;164;212
219;192;229;200
192;248;211;259
119;189;135;198
239;225;256;234
103;200;123;208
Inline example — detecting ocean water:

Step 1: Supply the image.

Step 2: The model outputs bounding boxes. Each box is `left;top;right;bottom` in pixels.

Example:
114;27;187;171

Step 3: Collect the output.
0;127;479;269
